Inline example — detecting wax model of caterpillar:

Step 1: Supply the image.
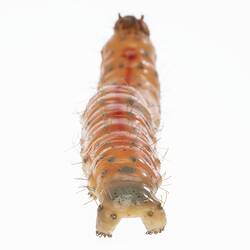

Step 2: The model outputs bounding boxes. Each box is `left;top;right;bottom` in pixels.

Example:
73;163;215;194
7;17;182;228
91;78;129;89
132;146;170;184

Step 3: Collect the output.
80;14;166;237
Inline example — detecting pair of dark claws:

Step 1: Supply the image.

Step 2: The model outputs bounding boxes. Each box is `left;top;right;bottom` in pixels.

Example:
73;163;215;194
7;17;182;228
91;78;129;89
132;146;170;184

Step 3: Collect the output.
96;231;112;238
96;227;165;238
146;227;165;235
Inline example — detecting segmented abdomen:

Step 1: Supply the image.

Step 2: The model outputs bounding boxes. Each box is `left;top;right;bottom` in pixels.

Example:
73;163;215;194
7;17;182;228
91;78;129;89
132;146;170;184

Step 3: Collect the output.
99;32;160;128
81;27;161;194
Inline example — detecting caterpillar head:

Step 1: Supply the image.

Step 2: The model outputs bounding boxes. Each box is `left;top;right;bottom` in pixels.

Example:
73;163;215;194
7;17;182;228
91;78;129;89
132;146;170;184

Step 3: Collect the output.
114;14;150;36
96;181;166;237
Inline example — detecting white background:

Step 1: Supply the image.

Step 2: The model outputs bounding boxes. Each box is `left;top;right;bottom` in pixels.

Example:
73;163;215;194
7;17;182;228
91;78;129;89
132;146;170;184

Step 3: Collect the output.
0;0;250;249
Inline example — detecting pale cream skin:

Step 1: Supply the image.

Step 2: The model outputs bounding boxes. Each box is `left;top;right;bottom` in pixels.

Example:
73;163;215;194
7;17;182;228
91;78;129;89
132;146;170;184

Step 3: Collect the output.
96;181;166;237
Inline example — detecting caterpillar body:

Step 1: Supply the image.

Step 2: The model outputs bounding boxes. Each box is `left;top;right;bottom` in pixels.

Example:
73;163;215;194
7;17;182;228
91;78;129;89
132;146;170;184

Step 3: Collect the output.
80;15;166;237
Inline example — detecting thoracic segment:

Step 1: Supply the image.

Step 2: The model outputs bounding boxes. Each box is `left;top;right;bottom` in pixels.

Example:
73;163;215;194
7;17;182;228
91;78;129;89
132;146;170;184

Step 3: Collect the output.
81;15;166;237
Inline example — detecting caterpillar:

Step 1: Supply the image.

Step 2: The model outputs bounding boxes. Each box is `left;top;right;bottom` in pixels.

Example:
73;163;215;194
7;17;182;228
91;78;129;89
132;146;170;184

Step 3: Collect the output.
80;14;166;237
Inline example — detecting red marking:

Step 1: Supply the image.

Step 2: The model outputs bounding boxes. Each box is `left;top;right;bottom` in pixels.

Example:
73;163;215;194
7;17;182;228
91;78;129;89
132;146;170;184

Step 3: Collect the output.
123;48;137;61
122;48;137;84
108;110;126;117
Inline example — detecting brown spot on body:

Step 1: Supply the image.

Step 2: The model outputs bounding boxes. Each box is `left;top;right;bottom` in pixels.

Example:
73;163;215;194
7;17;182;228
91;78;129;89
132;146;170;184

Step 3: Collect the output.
107;156;115;163
129;156;137;162
101;169;108;178
147;211;154;217
105;64;114;73
143;50;150;57
110;213;117;220
83;156;88;163
118;62;125;68
119;166;136;173
137;62;144;69
127;98;134;106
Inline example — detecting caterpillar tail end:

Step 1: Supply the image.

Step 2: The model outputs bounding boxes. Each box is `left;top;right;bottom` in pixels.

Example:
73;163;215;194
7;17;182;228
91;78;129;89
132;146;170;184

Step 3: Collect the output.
142;203;166;235
95;182;167;237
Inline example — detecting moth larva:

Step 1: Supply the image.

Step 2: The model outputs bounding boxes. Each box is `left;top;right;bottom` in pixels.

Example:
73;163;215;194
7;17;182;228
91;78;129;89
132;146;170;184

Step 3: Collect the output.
80;15;166;237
